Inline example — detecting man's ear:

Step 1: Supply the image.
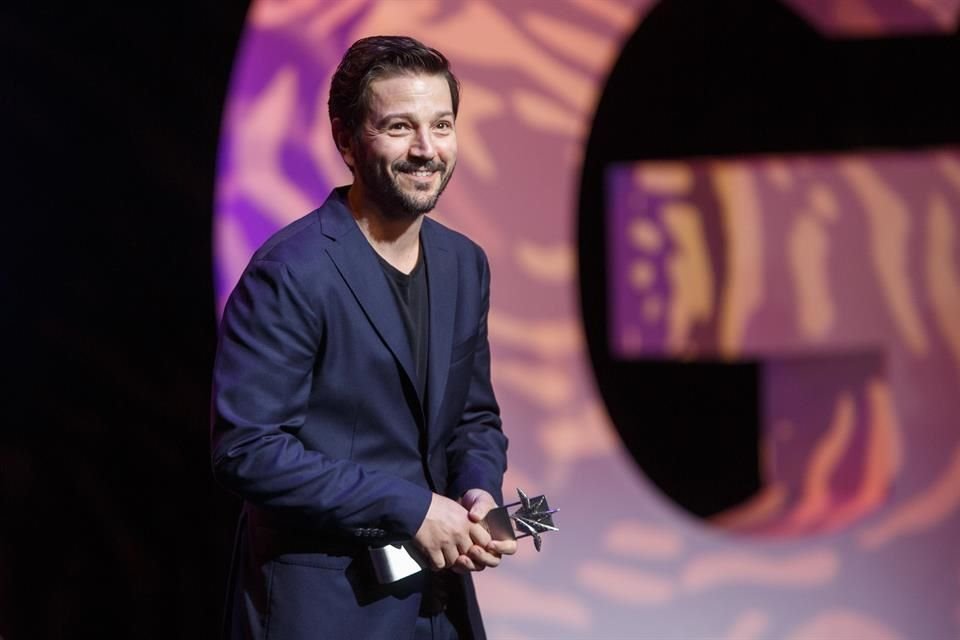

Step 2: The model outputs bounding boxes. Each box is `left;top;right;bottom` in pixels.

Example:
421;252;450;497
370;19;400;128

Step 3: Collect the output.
331;117;355;170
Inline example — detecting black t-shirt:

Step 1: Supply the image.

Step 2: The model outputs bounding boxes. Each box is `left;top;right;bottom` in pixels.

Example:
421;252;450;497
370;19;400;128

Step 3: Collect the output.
376;246;429;404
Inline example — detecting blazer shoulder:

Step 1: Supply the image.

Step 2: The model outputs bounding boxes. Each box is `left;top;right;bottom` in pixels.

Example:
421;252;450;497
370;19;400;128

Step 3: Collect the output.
251;209;326;267
251;188;356;270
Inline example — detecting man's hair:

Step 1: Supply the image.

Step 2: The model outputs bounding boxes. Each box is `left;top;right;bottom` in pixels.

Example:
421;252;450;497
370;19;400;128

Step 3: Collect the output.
328;35;460;140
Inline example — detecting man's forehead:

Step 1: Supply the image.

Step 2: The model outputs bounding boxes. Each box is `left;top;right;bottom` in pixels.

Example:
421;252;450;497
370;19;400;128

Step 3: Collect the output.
367;73;452;113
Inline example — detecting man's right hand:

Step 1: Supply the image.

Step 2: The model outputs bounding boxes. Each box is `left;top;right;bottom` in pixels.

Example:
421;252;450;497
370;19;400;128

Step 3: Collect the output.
412;493;475;571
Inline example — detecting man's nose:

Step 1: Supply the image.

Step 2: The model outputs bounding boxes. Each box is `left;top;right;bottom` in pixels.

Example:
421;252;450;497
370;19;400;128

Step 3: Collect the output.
409;128;436;159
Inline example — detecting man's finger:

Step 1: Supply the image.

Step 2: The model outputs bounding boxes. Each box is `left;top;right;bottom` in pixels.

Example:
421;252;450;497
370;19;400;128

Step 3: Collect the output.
467;545;501;569
486;539;518;556
427;549;446;571
441;544;461;569
469;498;494;520
468;522;492;548
454;532;474;556
461;489;498;522
453;554;476;573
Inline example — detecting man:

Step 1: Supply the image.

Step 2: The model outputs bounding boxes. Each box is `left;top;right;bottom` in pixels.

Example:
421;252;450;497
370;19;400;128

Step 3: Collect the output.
211;36;514;640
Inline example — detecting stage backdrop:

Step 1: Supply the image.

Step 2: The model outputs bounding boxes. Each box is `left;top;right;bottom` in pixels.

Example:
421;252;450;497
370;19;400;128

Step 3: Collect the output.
214;1;960;637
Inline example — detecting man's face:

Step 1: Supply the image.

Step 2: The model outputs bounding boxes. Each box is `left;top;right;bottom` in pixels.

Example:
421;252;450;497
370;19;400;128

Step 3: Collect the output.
346;73;457;219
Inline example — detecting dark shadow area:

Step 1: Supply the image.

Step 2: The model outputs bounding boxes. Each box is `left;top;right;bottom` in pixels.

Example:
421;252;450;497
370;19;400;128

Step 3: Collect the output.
3;2;249;637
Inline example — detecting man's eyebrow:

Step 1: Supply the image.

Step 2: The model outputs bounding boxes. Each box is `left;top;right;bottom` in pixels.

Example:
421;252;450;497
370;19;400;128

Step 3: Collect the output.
375;110;455;125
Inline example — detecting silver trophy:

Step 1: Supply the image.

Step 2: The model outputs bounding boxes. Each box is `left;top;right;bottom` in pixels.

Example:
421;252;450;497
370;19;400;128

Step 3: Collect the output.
480;487;559;552
369;487;559;583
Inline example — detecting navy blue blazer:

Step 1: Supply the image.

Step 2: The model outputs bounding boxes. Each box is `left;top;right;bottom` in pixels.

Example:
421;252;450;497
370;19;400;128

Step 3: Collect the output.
211;188;508;639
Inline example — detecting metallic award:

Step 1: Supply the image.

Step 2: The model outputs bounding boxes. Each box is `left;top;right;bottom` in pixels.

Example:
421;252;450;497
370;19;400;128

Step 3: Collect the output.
369;488;559;583
480;487;559;552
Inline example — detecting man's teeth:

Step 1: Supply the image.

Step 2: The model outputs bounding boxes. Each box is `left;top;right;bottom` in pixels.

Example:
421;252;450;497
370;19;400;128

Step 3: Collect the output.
407;169;434;177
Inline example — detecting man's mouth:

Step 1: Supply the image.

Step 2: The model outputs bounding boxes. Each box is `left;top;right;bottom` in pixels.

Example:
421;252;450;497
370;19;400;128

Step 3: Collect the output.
396;162;444;179
406;169;436;178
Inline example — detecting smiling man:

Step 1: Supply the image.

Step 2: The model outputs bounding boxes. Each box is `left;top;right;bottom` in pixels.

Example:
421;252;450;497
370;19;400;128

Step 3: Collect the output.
211;36;513;640
347;74;456;221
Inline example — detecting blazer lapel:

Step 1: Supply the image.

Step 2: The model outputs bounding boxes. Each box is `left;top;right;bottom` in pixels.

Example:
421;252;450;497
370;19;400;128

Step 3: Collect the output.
421;219;457;431
319;191;418;396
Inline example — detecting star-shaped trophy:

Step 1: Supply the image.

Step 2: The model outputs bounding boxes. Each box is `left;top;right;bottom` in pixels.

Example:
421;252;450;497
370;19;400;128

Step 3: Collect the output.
482;487;559;551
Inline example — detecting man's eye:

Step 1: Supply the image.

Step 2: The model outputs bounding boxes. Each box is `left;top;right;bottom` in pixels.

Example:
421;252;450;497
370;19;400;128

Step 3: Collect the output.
436;121;452;130
389;122;409;131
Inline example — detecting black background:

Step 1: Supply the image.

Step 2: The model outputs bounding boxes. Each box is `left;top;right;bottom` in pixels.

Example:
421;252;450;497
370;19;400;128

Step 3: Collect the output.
4;2;249;637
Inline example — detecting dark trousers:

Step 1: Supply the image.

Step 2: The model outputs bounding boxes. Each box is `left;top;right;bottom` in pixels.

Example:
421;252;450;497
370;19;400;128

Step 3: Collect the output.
415;571;469;639
413;612;459;640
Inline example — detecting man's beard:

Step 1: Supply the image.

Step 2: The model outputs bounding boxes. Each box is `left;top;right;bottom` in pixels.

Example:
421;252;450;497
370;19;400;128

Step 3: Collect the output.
358;155;455;221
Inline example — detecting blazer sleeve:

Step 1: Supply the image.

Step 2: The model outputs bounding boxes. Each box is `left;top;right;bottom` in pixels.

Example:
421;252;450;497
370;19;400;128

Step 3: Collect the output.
210;258;432;539
445;252;509;506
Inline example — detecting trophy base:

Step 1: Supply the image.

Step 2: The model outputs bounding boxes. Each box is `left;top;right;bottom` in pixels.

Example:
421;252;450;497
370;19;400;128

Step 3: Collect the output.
369;543;426;584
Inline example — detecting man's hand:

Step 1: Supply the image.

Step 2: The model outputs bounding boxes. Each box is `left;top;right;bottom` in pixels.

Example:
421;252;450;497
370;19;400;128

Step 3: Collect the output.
412;493;474;571
452;489;519;574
